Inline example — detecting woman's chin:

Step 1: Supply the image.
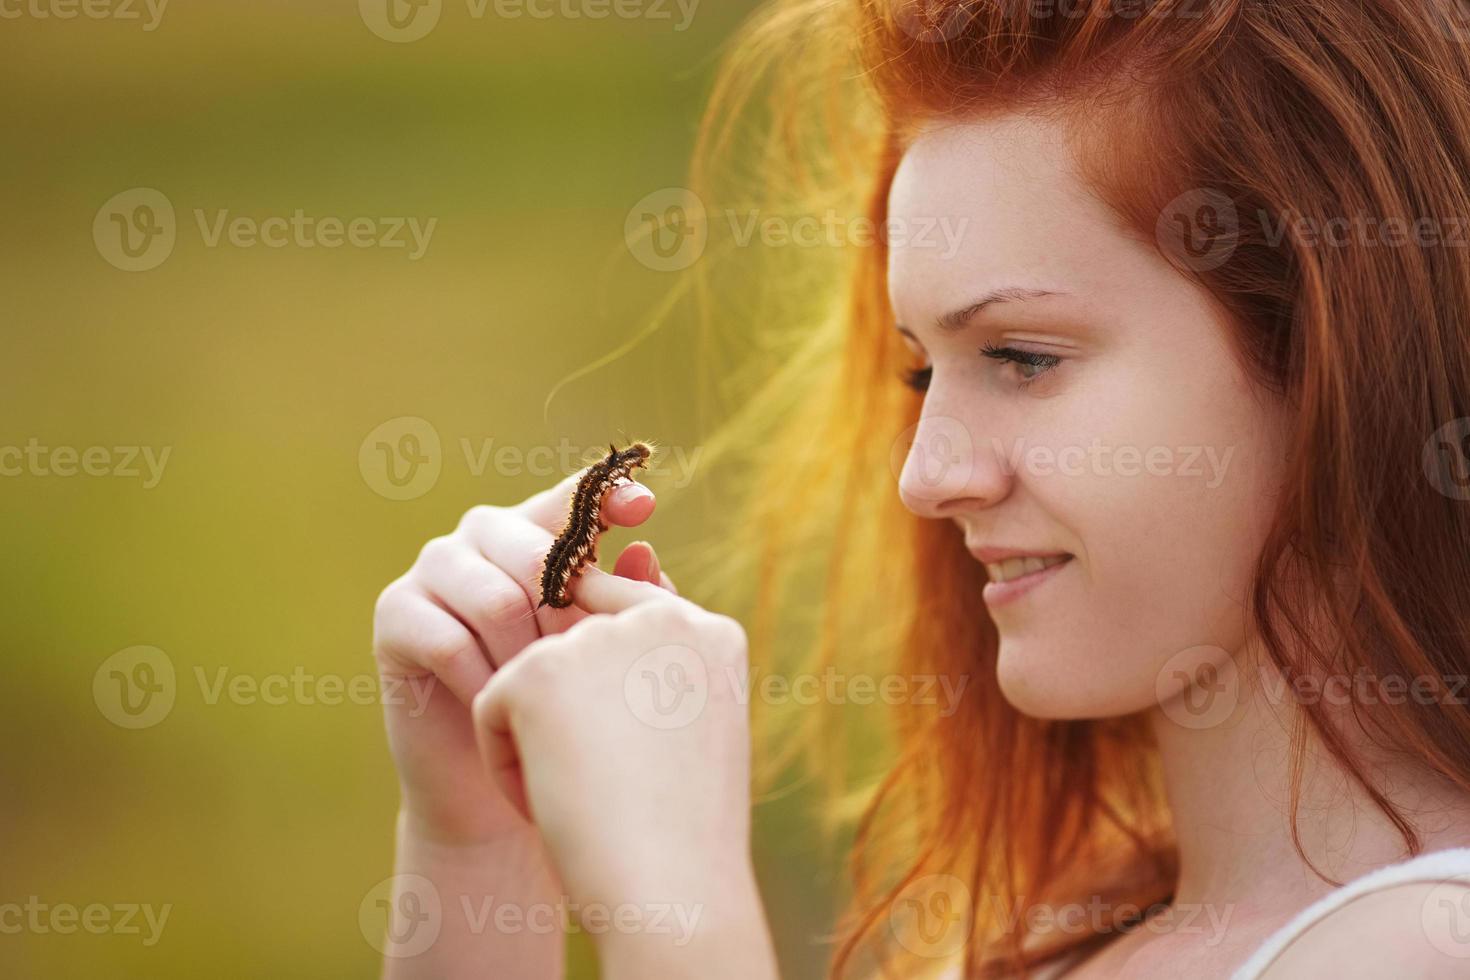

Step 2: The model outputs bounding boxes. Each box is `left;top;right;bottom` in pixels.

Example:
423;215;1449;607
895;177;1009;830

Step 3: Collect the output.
995;639;1148;721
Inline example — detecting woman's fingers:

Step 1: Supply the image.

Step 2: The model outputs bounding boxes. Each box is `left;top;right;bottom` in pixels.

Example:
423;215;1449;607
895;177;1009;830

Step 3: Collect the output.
415;536;541;669
611;540;679;593
515;467;656;534
571;562;680;615
463;477;658;630
611;540;660;583
456;505;574;631
472;658;535;823
373;582;494;706
602;482;656;525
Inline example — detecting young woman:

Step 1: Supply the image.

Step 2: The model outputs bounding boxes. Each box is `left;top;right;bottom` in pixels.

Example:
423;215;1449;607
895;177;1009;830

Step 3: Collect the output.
370;0;1470;975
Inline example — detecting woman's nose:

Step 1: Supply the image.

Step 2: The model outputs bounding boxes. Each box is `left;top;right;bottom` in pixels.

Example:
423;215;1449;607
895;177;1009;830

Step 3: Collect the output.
896;412;1012;518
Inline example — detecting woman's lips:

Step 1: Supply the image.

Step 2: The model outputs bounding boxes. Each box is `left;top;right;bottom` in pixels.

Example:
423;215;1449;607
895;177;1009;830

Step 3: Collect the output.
979;554;1074;607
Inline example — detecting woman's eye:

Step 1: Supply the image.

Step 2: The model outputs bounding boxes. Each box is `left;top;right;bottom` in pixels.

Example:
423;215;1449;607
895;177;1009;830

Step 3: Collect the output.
980;342;1062;385
1015;359;1052;381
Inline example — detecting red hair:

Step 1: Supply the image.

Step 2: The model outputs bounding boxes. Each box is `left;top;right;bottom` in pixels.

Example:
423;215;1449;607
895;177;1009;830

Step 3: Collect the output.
687;0;1470;974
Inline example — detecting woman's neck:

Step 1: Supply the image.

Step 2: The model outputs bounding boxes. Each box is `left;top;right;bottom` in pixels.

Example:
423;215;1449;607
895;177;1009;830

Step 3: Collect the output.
1148;639;1470;917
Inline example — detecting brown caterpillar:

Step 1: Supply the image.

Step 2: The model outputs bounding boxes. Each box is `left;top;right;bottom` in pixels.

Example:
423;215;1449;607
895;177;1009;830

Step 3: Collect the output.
537;441;653;609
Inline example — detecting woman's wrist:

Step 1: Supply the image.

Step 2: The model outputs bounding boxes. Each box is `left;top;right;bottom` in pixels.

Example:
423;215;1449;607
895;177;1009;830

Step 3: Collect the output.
593;859;778;980
382;809;565;979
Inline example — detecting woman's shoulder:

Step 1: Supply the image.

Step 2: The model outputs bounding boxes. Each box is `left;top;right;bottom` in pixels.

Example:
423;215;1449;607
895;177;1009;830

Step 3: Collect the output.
1232;847;1470;979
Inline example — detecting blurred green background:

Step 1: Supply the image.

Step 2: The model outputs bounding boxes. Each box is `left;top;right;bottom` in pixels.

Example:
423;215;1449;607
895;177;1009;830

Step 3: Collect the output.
1;2;841;975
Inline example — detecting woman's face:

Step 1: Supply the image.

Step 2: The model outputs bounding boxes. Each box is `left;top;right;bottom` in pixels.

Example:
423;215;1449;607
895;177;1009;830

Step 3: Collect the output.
889;112;1290;720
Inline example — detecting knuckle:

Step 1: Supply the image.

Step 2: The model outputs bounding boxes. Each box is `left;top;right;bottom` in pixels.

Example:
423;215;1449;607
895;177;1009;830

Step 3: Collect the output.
471;679;498;724
709;613;748;648
416;534;456;568
372;582;417;647
512;638;566;690
559;613;617;647
373;580;407;624
419;628;473;674
476;583;529;625
704;614;748;666
457;504;499;535
633;598;689;629
402;620;470;675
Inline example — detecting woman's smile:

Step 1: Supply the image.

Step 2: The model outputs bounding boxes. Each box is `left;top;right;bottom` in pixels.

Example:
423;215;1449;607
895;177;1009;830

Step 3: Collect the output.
973;550;1075;607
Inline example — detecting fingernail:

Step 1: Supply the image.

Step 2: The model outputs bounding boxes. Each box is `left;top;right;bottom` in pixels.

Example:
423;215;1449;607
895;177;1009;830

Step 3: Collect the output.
645;544;661;583
618;484;654;505
627;540;656;581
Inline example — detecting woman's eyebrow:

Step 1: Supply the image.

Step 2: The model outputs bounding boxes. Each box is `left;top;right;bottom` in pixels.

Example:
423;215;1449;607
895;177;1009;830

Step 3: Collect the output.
894;286;1065;337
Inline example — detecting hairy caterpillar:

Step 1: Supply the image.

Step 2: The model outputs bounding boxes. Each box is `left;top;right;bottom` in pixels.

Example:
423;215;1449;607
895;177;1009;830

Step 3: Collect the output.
537;441;654;609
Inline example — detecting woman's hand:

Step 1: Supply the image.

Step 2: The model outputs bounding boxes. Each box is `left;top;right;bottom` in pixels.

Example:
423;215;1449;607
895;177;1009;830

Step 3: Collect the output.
372;470;677;980
372;471;672;845
470;563;778;979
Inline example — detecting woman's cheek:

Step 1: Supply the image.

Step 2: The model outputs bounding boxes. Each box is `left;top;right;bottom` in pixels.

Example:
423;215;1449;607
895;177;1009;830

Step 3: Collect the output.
994;398;1280;720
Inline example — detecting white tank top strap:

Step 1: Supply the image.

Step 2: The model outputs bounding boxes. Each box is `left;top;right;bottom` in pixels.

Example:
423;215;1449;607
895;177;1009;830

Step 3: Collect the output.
1230;846;1470;979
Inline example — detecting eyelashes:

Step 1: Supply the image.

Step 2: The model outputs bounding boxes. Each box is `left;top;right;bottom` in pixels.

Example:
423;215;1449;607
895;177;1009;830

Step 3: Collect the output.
538;441;653;609
900;344;1063;392
980;342;1063;381
901;364;932;392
